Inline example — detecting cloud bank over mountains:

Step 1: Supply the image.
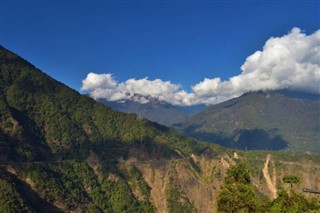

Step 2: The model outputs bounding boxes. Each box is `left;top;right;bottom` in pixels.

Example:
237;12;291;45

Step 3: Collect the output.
82;28;320;106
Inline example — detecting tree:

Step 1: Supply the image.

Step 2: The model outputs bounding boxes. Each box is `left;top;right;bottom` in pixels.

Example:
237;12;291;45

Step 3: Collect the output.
225;162;251;185
217;162;266;212
268;174;319;212
282;175;300;189
269;189;320;213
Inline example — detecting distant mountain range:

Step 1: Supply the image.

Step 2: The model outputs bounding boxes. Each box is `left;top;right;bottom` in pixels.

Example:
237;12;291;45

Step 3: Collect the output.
98;95;205;126
98;89;320;154
175;90;320;153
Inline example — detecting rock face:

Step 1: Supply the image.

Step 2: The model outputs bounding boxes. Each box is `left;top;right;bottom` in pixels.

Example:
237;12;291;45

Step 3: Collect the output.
131;155;228;212
262;154;277;199
176;91;320;153
248;152;320;201
118;151;320;212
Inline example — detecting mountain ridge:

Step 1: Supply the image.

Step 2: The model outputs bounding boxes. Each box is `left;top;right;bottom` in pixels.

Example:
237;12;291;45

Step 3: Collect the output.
98;96;205;126
176;90;320;153
0;45;206;161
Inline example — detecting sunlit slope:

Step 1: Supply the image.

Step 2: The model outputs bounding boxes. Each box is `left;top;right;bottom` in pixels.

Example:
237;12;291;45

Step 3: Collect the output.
177;91;320;153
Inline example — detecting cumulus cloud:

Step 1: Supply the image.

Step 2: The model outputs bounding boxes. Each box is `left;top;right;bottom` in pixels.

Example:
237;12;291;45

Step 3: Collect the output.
81;73;117;90
238;27;320;93
81;27;320;106
81;74;193;104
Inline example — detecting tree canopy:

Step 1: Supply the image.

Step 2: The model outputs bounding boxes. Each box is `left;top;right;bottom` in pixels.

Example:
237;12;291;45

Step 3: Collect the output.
282;175;300;188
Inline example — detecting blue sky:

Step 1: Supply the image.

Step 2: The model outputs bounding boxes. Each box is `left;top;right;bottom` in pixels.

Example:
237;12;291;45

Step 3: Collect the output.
1;1;319;105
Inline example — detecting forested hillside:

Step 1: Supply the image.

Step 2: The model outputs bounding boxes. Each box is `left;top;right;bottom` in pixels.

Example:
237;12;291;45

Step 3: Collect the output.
176;91;320;153
0;45;209;212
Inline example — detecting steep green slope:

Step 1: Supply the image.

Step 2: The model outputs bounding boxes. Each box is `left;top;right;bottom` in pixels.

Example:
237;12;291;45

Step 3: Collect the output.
0;45;208;162
176;91;320;153
0;45;213;212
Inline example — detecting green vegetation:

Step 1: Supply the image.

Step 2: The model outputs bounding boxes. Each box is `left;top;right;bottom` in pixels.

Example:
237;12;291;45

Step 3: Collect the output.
269;190;319;212
268;174;319;212
166;184;195;213
18;161;156;212
122;166;155;212
0;178;32;213
127;166;152;199
218;162;267;212
218;162;320;213
179;90;320;153
0;45;209;212
0;45;209;162
282;175;300;189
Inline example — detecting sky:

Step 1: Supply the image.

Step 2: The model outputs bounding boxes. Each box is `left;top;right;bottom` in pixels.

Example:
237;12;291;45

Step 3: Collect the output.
1;0;319;105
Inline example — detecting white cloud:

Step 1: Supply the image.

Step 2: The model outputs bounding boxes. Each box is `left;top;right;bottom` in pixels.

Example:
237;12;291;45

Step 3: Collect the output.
81;28;320;106
81;73;117;90
82;74;186;103
238;27;320;93
192;78;221;96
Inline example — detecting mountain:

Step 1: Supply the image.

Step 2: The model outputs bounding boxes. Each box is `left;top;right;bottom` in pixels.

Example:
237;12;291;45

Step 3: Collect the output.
0;45;211;212
98;96;205;127
176;90;320;153
0;46;319;212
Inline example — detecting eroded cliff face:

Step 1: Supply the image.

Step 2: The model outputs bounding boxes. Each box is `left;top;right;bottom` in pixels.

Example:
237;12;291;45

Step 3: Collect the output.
2;151;320;212
120;152;320;213
129;156;230;212
249;153;320;200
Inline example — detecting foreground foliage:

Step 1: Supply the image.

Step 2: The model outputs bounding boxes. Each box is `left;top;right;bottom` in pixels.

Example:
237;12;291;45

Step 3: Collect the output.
218;163;320;213
218;162;267;212
269;190;319;213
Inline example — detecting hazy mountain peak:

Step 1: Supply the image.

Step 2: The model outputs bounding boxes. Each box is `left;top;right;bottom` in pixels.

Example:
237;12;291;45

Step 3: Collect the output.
98;96;205;127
